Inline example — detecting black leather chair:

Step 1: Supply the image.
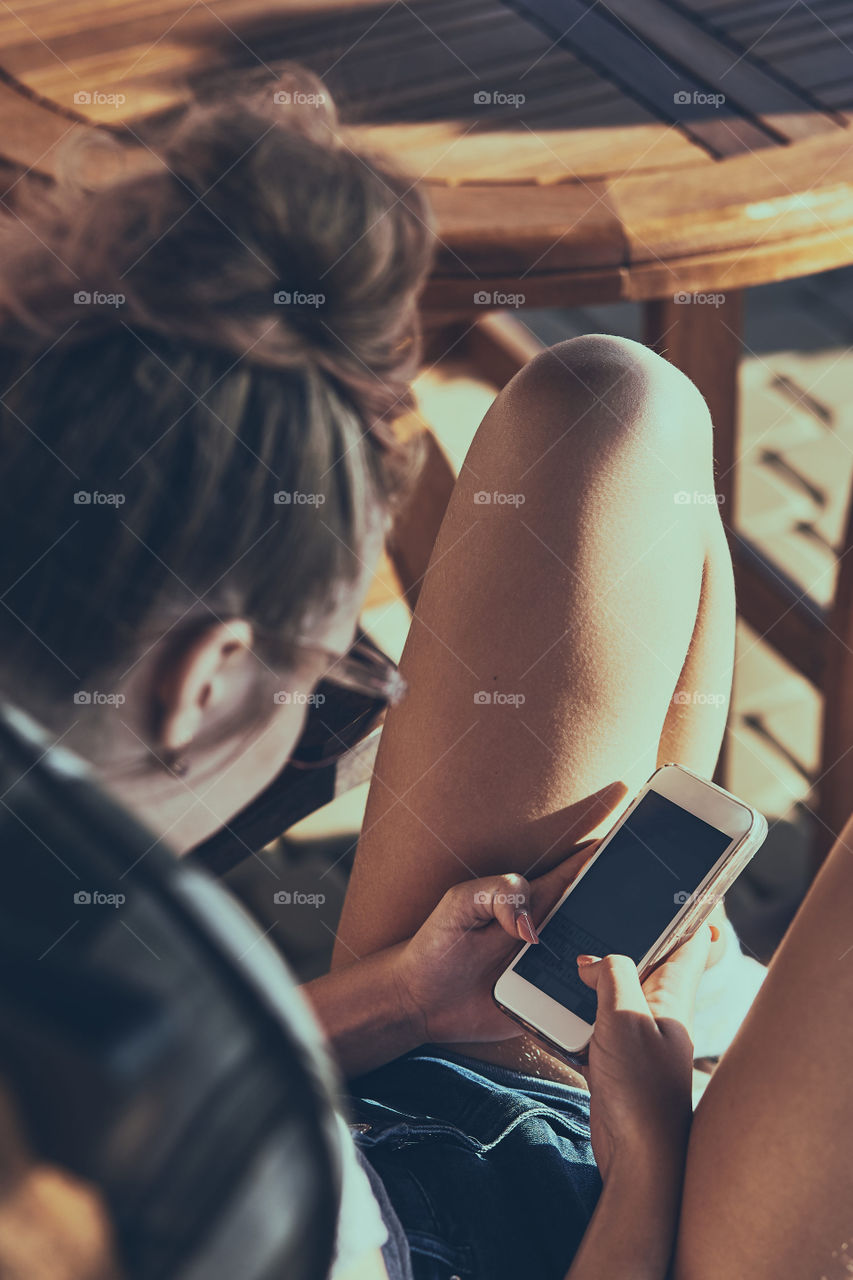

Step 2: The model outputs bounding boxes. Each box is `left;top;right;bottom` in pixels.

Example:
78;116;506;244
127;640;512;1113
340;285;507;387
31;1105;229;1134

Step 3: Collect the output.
0;702;342;1280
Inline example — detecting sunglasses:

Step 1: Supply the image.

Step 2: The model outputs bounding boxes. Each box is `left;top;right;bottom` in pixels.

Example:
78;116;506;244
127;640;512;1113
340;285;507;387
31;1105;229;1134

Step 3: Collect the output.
288;634;407;766
190;632;405;877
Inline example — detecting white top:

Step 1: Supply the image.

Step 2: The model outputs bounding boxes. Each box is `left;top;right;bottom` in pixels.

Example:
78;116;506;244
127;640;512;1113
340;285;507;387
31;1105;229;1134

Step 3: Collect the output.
329;1112;389;1276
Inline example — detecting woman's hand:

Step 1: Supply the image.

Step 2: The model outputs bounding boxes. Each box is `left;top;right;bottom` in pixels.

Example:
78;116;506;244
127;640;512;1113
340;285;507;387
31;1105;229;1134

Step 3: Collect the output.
395;845;597;1046
306;846;597;1078
309;843;720;1086
577;925;714;1181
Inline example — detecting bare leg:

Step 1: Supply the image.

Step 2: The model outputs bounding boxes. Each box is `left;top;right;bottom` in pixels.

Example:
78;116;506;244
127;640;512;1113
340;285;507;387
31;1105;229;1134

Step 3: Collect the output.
675;811;853;1278
334;335;734;1077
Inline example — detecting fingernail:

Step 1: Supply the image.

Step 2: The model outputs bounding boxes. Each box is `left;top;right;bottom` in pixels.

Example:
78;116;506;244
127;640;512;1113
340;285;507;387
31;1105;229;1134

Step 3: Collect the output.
577;954;601;966
709;924;720;943
516;910;539;944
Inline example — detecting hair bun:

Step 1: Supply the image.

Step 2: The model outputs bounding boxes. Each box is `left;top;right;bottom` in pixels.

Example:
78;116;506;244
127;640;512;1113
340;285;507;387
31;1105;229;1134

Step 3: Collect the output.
0;69;434;433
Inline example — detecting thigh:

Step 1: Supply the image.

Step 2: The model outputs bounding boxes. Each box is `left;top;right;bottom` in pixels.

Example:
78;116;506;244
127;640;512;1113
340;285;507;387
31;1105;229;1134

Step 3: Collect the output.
336;336;732;961
674;813;853;1278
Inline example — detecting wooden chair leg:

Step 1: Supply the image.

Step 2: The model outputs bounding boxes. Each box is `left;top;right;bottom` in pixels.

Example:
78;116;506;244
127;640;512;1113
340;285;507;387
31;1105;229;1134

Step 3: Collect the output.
386;426;456;611
642;291;743;518
457;312;546;388
643;291;744;788
387;315;547;610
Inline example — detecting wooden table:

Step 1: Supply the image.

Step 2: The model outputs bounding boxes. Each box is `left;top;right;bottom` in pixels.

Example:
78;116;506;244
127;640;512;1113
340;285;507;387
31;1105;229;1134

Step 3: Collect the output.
1;0;853;838
2;0;853;500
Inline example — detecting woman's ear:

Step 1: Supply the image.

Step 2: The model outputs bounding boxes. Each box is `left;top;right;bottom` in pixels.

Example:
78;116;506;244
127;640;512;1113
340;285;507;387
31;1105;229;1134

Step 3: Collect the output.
155;619;255;754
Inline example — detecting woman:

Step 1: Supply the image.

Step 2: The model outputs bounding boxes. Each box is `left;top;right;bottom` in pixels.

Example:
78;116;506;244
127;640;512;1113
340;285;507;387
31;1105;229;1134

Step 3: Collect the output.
0;72;851;1279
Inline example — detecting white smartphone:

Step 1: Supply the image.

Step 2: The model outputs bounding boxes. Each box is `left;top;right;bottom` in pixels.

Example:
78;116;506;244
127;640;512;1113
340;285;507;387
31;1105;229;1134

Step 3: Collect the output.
493;763;767;1060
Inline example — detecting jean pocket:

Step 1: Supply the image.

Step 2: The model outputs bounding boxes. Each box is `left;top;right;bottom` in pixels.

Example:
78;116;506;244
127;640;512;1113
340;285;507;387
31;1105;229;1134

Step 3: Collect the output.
349;1099;485;1155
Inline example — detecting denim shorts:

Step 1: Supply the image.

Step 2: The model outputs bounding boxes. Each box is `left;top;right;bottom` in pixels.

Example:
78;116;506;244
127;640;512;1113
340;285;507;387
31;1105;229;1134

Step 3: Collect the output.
348;1048;601;1280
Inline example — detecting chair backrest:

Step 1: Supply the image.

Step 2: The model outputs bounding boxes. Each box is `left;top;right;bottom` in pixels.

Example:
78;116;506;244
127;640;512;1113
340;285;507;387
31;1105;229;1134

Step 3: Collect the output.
0;703;341;1280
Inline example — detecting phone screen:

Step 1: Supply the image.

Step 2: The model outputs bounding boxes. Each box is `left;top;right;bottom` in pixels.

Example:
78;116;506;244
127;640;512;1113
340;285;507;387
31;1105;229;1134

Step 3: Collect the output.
514;790;733;1024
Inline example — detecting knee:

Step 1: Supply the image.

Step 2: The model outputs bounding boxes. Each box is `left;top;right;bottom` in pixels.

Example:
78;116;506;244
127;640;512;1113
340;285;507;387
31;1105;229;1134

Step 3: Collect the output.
505;333;713;467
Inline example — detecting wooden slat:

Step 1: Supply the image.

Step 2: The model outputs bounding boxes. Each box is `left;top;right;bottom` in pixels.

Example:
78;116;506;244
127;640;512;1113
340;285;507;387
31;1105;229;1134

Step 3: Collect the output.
365;53;603;126
818;81;853;112
509;0;783;155
319;39;575;124
717;0;853;33
315;9;564;92
235;12;511;92
772;44;853;93
681;0;850;17
358;114;708;186
602;0;842;142
342;47;708;184
675;0;787;13
248;0;501;54
731;536;826;688
727;10;853;51
818;490;853;859
710;0;853;108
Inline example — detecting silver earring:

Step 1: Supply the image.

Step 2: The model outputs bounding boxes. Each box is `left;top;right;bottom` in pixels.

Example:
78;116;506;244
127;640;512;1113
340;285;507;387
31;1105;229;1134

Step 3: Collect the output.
162;747;189;777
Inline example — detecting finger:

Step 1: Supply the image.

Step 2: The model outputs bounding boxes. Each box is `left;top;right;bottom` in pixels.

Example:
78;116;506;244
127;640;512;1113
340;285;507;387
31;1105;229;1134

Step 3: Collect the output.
642;923;714;1027
528;841;600;921
450;874;537;943
577;953;653;1022
704;902;727;968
